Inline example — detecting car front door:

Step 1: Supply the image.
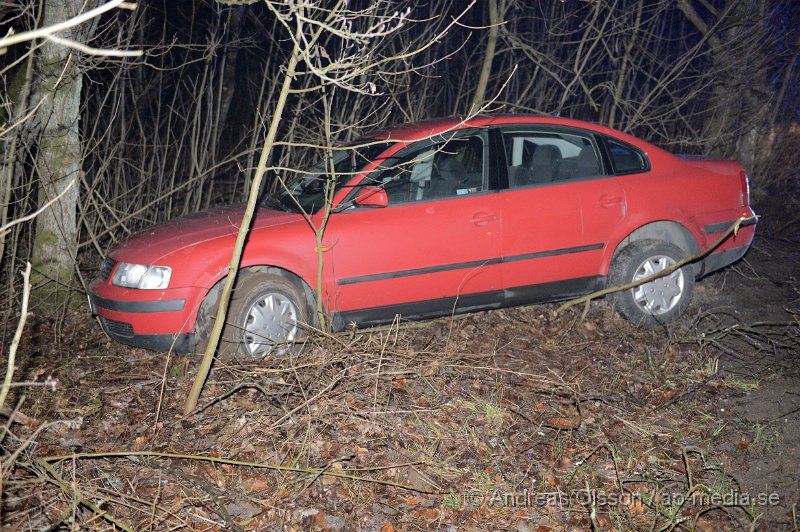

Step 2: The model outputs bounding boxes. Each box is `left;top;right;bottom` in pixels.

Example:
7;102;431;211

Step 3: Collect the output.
494;126;625;303
326;132;503;327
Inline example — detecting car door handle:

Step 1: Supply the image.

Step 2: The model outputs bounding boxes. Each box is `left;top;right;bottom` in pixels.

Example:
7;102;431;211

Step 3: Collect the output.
598;194;623;208
469;212;497;226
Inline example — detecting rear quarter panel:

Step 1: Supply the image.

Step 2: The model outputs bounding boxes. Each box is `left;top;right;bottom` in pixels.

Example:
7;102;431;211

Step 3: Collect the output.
599;146;752;274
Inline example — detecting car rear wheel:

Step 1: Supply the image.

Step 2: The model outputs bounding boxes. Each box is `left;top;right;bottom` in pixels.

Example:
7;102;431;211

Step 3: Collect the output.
196;271;309;358
608;239;694;326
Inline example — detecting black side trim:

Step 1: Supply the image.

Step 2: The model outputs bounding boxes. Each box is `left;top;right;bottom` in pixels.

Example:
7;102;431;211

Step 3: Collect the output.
502;243;603;265
703;217;757;234
333;275;604;330
339;257;501;285
504;275;605;306
90;289;185;313
338;243;604;286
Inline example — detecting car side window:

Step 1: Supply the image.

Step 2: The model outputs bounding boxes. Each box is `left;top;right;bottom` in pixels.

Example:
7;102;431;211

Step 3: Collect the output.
606;138;649;174
502;130;603;187
373;136;485;204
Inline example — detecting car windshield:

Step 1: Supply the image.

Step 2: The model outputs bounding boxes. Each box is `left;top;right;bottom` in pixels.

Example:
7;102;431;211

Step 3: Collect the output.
265;141;392;214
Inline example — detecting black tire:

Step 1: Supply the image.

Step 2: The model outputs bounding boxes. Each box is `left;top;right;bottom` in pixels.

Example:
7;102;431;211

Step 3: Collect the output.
195;271;310;358
608;239;694;326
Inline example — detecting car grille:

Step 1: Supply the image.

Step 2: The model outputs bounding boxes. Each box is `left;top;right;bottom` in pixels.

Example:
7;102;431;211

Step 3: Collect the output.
100;258;117;280
100;317;134;338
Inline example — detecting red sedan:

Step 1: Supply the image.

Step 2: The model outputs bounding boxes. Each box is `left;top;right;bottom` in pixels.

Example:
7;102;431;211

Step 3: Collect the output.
89;115;756;355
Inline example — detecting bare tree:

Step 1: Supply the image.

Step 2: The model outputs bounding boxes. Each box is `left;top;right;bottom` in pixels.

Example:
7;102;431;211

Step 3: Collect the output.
184;0;474;414
0;0;138;308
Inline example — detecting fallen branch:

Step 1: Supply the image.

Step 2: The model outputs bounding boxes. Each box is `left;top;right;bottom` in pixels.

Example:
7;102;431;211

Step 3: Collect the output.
557;216;756;317
35;459;134;531
41;451;442;494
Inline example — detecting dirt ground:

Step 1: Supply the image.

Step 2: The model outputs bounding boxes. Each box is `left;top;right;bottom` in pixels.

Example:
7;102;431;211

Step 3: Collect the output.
690;199;800;527
1;199;798;531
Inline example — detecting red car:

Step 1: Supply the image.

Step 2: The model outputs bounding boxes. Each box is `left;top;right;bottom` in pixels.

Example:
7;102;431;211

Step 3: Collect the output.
89;115;756;355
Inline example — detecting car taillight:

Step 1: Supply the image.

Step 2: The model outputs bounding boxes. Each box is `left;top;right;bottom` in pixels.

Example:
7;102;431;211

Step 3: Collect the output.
739;170;750;207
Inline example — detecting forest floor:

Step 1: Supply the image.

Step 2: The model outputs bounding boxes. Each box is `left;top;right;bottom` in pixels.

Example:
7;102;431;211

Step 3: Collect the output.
2;200;799;531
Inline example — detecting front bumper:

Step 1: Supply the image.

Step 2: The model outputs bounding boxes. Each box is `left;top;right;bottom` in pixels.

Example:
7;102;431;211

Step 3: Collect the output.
88;281;199;354
96;314;195;353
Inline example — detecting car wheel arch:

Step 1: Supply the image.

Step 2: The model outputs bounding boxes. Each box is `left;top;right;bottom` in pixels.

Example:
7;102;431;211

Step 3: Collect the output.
193;265;319;335
608;220;700;276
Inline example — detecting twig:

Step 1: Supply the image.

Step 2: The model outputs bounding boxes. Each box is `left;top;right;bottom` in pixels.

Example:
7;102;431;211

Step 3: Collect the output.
0;263;31;409
44;34;141;57
186;382;272;417
0;0;137;51
0;183;75;239
35;459;134;532
767;405;800;423
41;450;445;494
160;464;243;532
268;370;343;429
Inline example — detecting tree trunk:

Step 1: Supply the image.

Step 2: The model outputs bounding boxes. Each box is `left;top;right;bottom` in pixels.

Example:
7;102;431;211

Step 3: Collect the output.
30;0;85;307
677;0;768;160
468;0;499;116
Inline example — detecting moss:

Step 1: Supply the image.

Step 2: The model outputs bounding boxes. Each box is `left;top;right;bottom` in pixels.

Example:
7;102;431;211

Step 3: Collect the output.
30;228;81;311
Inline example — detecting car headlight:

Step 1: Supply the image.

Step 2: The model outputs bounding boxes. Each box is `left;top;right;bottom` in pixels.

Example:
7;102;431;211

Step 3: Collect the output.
112;263;172;289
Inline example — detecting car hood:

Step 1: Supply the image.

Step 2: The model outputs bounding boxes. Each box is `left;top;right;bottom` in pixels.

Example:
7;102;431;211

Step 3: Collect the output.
112;204;300;263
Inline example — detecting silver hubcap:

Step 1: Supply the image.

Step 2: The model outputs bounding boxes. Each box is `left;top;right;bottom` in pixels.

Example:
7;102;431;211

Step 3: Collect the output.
243;292;299;355
631;255;684;315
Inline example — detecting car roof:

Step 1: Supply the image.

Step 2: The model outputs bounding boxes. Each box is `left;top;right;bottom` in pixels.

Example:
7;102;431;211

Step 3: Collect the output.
369;114;624;143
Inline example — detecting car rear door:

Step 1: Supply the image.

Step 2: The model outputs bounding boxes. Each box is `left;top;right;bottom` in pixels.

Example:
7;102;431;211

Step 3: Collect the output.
493;126;625;302
326;131;503;326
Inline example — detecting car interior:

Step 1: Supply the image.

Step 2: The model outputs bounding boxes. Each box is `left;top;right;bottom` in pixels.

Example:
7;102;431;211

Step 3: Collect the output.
505;132;602;186
379;136;485;203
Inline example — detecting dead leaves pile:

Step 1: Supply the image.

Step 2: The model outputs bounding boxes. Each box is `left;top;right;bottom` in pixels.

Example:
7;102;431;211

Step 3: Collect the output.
0;303;773;530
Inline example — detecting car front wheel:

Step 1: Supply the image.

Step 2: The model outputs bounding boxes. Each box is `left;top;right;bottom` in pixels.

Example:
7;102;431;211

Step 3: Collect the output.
608;239;694;326
196;271;309;357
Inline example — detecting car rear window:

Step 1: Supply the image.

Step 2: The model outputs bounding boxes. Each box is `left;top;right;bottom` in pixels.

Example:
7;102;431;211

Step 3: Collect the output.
606;138;649;174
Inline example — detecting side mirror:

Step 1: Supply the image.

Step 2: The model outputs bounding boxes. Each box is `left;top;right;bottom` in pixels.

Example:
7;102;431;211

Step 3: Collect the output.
354;186;388;208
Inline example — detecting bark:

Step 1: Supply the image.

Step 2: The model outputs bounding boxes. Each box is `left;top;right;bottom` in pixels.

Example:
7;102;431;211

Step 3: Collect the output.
607;0;643;130
677;0;768;159
30;0;85;306
468;0;499;116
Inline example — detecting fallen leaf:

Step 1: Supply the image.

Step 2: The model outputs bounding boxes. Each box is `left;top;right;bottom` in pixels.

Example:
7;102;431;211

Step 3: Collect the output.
544;417;580;429
244;478;269;493
628;498;646;515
